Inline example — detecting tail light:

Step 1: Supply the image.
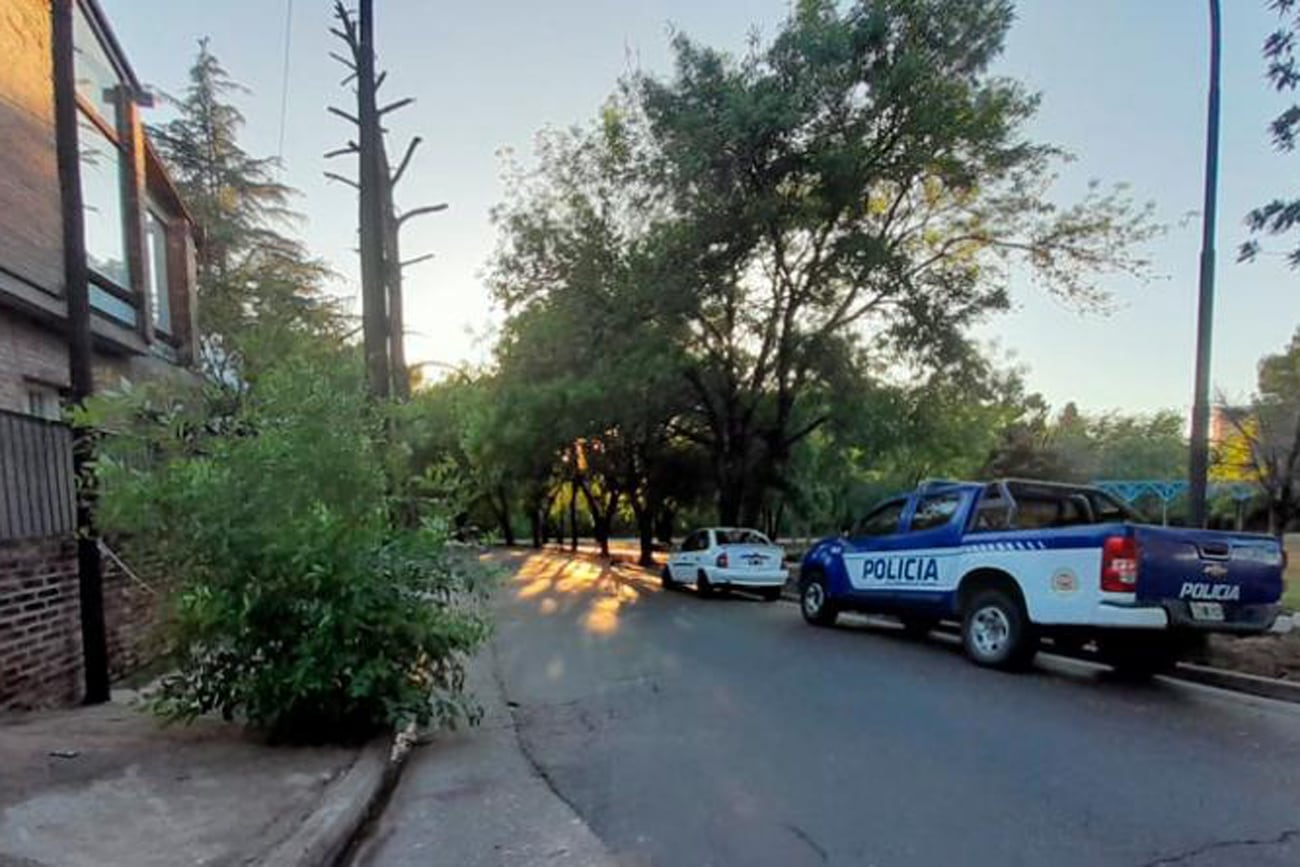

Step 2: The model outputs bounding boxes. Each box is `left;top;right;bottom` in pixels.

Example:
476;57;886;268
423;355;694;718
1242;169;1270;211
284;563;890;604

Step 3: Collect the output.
1101;535;1139;592
716;552;728;568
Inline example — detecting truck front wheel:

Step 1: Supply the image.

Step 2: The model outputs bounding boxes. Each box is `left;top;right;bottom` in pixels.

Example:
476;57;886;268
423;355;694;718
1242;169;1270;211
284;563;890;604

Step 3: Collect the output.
962;590;1035;670
800;572;838;627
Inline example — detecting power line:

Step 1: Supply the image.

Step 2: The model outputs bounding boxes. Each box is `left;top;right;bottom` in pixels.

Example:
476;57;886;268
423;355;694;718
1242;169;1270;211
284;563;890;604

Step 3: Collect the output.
275;0;295;167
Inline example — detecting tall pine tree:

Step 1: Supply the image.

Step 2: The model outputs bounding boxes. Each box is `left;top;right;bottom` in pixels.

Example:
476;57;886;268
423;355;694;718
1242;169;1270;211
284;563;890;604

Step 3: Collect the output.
150;40;342;372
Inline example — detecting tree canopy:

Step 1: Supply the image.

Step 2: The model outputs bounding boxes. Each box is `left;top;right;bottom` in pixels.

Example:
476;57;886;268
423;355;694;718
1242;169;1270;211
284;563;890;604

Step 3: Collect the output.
481;0;1158;551
1243;0;1300;266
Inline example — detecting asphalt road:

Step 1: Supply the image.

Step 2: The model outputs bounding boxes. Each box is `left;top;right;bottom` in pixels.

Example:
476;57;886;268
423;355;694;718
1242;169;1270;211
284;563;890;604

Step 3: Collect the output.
492;550;1300;867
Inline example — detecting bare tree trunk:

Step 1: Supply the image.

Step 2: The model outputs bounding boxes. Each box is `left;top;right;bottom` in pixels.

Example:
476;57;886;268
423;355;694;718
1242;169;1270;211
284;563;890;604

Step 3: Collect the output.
494;486;515;547
381;173;408;400
578;481;615;558
634;503;655;568
595;516;611;558
355;0;389;399
655;503;675;546
717;468;743;526
566;481;577;552
529;508;542;549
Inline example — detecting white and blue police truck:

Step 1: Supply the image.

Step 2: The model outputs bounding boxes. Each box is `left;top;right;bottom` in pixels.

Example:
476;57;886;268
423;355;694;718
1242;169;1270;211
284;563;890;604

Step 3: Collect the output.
798;479;1286;674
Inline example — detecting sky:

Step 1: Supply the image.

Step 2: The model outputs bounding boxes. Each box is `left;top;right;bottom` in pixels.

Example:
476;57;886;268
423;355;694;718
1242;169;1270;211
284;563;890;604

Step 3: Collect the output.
99;0;1299;416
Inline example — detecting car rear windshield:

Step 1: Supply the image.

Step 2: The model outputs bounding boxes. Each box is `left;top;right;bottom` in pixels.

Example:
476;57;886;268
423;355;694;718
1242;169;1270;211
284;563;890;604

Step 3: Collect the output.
715;529;771;545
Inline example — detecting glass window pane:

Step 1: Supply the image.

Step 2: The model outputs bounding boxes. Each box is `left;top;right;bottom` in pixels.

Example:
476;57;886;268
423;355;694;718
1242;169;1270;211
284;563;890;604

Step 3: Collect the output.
855;500;905;537
73;4;123;123
27;387;62;421
90;284;137;327
79;116;129;289
146;210;171;332
909;493;961;532
716;529;769;545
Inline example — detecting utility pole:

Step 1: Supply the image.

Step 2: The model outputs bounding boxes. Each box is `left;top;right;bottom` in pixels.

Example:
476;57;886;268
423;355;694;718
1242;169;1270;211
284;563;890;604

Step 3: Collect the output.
328;2;445;402
1188;0;1222;528
51;0;109;703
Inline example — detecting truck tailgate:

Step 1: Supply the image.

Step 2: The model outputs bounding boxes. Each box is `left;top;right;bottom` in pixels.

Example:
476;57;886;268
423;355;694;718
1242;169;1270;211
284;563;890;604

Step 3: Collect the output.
1133;526;1283;629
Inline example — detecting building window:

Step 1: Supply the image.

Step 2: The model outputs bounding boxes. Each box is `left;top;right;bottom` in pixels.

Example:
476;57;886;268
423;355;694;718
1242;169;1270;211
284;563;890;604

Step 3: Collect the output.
145;208;171;334
79;116;130;291
73;1;136;328
72;3;123;123
26;386;63;421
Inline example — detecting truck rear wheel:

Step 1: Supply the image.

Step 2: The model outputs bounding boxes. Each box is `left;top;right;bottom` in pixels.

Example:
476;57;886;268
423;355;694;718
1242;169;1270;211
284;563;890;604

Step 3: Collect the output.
962;590;1035;670
1099;633;1180;680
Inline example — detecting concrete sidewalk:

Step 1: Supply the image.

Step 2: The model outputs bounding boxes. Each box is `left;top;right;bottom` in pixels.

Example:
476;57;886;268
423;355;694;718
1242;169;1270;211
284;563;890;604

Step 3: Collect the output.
349;644;613;867
0;689;363;867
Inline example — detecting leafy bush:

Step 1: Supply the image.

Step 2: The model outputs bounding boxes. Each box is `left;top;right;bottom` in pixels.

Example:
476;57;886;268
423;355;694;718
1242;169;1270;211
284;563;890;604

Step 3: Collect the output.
84;341;489;742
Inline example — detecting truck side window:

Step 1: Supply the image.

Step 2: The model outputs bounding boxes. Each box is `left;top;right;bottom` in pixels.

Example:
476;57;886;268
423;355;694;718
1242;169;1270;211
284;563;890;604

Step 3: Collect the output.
969;485;1010;532
908;492;962;532
854;500;906;537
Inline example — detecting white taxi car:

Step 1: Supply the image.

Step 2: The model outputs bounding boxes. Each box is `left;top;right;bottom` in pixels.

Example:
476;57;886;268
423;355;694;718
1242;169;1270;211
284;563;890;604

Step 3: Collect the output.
662;528;788;600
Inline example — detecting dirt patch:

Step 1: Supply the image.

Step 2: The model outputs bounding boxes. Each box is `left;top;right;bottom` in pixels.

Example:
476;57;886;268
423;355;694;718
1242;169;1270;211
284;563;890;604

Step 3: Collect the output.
1198;630;1300;681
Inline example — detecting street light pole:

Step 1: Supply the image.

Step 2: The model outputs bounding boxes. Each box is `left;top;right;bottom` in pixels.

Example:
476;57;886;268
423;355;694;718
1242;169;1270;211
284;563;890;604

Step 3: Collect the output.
1188;0;1222;528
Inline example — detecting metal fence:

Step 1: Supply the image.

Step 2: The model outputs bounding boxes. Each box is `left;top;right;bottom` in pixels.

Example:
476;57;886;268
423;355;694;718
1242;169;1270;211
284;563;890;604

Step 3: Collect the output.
0;409;76;540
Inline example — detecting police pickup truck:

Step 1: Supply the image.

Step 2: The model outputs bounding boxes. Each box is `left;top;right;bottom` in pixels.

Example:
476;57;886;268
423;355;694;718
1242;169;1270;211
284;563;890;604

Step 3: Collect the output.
798;479;1286;674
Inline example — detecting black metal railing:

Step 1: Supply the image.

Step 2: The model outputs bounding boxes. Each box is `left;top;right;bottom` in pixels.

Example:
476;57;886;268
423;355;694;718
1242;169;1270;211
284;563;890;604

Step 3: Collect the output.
0;409;76;540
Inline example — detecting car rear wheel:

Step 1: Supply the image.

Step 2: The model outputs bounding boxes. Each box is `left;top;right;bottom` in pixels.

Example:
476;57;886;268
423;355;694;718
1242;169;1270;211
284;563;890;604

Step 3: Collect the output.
660;565;677;590
696;570;715;598
962;590;1034;670
800;573;838;626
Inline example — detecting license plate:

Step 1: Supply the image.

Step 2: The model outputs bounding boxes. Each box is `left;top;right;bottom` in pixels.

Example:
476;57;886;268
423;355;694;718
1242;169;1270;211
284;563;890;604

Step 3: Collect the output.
1189;601;1224;622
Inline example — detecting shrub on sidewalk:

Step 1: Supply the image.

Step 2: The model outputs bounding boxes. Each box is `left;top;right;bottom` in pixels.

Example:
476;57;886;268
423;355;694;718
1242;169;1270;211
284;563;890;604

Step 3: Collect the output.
83;341;489;742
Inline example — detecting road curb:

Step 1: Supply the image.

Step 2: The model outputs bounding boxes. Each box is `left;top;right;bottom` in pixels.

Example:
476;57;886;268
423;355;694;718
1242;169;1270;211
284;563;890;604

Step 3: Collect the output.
260;729;412;867
1169;662;1300;704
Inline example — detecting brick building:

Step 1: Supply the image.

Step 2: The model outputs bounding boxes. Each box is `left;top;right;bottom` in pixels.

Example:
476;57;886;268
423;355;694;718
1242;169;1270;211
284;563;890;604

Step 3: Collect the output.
1;0;197;709
1;0;197;413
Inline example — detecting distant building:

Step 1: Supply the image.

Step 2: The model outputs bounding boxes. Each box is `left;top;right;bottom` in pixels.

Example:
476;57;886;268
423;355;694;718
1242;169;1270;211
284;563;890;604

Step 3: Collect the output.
1209;405;1251;447
0;0;198;419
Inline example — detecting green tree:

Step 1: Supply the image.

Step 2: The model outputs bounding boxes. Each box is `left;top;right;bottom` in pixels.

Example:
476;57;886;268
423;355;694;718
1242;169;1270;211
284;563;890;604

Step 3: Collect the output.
84;334;487;741
491;116;702;562
150;41;343;367
982;403;1187;486
783;348;1040;535
1219;329;1300;533
631;0;1156;524
1242;0;1300;265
